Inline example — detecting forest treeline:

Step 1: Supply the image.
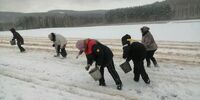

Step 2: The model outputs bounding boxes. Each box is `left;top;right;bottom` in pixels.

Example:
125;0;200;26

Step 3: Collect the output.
0;0;199;31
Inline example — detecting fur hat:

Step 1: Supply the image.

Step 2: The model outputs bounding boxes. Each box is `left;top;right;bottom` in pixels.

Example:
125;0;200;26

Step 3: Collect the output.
76;40;85;51
141;26;150;33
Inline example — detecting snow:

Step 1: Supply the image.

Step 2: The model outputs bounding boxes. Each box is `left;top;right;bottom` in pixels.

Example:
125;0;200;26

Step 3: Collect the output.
0;19;200;42
0;42;200;100
0;20;200;100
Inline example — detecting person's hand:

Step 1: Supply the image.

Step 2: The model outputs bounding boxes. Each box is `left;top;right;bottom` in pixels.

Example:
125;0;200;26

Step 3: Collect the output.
76;55;79;59
85;64;91;71
76;53;80;59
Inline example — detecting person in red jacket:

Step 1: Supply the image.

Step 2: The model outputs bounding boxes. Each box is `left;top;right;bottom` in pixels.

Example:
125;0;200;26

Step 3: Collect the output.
76;39;123;90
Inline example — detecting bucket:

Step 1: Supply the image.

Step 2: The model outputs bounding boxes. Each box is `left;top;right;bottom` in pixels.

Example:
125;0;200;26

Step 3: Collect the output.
120;61;132;73
89;67;102;81
10;40;16;45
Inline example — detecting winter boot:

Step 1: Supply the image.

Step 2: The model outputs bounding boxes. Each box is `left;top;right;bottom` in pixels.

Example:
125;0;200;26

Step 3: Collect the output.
99;82;106;86
145;79;150;84
117;84;122;90
20;48;26;52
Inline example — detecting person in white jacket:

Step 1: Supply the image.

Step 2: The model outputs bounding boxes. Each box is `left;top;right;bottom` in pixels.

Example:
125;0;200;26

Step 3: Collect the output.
48;33;67;58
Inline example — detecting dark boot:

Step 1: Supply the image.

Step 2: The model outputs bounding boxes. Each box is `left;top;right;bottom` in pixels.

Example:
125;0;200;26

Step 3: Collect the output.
145;79;150;84
117;84;122;90
99;82;106;86
61;48;67;58
20;47;26;52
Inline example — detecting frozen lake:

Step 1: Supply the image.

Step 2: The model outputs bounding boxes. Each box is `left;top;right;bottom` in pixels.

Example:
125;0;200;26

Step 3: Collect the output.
0;19;200;42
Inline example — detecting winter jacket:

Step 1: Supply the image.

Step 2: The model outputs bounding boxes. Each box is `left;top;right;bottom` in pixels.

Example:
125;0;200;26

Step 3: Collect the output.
11;30;24;44
85;39;113;67
142;32;157;51
48;33;67;49
123;42;146;62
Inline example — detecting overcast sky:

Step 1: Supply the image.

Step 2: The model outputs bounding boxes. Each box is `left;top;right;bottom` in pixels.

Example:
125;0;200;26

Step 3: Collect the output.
0;0;164;13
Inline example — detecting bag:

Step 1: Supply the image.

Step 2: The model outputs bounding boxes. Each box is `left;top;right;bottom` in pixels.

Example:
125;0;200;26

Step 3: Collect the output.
89;67;102;81
120;61;132;73
10;39;16;45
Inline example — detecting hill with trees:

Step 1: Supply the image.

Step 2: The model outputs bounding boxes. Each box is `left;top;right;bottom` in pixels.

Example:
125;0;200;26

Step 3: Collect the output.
0;0;199;31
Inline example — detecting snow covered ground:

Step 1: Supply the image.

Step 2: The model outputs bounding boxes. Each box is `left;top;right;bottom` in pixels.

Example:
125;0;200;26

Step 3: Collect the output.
0;19;200;42
0;20;200;100
0;36;200;100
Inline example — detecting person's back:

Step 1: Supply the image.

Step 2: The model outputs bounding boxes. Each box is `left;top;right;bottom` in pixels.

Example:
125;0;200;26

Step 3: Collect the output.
10;28;23;43
129;42;146;61
142;31;157;51
92;42;114;66
55;34;67;47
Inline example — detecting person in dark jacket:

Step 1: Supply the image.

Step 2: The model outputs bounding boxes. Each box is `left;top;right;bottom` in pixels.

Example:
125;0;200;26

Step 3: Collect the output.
121;34;150;84
76;39;123;90
10;28;25;52
141;26;158;67
48;33;67;58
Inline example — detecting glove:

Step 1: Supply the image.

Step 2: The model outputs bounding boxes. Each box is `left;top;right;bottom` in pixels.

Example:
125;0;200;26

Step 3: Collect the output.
76;53;80;59
52;44;55;47
76;55;79;59
85;64;91;71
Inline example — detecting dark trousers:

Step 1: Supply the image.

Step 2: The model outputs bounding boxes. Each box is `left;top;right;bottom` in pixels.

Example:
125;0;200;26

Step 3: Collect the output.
99;60;122;85
56;45;67;57
146;50;157;67
61;48;67;57
17;41;25;52
133;60;150;83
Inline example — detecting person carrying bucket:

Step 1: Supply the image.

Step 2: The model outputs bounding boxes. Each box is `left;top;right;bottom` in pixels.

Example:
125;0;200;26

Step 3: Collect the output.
76;38;123;90
9;28;26;52
121;34;150;84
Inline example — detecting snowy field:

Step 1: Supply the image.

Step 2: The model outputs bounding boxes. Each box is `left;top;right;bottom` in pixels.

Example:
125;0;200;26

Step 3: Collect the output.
0;20;200;100
0;19;200;42
0;36;200;100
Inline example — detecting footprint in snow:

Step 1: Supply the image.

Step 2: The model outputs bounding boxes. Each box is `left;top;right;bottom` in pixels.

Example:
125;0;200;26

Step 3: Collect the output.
136;90;141;94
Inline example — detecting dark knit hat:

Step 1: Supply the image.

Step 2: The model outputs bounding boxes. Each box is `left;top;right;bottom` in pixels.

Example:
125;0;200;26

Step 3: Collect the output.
121;34;131;46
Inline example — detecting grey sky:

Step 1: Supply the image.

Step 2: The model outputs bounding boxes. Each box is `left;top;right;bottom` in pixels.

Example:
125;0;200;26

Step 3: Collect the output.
0;0;164;12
